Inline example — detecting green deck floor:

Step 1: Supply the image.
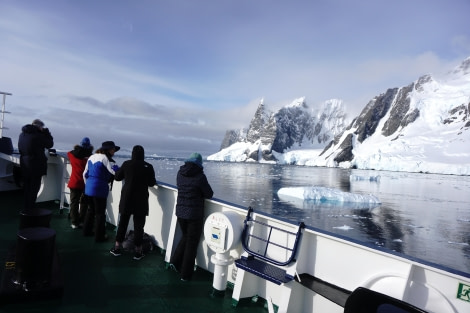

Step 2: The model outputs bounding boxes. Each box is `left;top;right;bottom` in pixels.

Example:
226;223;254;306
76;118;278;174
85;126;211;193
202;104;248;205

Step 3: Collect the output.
0;190;268;313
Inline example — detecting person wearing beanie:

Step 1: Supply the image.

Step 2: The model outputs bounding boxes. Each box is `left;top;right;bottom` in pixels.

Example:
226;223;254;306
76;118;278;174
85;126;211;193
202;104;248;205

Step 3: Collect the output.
67;137;94;229
110;145;156;260
80;137;91;148
170;152;213;281
185;152;203;168
82;140;120;242
18;119;54;210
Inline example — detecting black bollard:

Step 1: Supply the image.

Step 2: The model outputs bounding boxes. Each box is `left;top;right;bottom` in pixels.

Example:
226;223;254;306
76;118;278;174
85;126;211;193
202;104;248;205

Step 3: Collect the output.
19;209;52;229
13;227;56;291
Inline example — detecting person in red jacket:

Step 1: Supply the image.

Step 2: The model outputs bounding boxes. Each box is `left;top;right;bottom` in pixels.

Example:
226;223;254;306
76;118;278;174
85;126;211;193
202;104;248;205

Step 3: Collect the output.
67;137;93;229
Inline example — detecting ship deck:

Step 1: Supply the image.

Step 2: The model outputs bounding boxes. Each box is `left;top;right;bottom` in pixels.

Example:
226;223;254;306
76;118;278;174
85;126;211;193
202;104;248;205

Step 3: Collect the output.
0;190;267;313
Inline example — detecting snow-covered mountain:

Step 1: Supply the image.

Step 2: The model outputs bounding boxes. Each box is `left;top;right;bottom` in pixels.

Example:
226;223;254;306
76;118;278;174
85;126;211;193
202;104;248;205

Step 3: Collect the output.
211;97;349;162
314;57;470;175
209;56;470;175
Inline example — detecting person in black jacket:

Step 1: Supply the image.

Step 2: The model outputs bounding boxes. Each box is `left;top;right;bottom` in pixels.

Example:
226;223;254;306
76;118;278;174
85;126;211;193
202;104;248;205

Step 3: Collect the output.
18;119;54;210
170;152;213;281
110;145;156;260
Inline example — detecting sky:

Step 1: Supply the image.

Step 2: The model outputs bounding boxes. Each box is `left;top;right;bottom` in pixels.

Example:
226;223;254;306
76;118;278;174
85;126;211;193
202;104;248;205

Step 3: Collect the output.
1;0;470;157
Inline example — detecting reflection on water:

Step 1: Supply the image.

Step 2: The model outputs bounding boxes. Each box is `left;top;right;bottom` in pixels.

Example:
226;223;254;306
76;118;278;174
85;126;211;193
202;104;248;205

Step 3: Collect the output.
117;157;470;273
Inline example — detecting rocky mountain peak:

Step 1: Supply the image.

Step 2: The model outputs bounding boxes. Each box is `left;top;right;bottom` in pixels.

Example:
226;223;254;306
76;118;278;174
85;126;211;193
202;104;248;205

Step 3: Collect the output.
320;56;470;167
212;56;470;169
217;98;350;161
451;56;470;75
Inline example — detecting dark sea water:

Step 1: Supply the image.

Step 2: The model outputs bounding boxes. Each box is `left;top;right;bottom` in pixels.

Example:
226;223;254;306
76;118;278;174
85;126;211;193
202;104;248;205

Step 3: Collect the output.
116;156;470;273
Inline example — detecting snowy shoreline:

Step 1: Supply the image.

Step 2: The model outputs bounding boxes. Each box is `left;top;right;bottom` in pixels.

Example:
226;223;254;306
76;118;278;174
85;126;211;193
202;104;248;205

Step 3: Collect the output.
208;146;470;176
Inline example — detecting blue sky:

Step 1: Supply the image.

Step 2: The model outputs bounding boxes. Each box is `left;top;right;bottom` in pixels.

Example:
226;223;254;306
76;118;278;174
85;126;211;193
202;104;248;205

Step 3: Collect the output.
1;0;469;157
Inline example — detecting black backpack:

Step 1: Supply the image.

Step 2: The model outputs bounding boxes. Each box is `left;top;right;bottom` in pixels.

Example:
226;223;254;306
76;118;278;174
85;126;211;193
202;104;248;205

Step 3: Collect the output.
122;230;155;254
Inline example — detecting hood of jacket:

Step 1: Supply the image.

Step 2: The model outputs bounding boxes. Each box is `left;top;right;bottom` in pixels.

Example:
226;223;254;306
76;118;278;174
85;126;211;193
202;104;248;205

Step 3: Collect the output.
21;124;40;134
179;162;203;177
71;145;93;159
131;145;145;161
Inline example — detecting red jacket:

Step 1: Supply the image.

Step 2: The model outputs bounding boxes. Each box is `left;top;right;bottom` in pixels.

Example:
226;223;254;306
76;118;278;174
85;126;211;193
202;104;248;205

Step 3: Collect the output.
67;146;92;190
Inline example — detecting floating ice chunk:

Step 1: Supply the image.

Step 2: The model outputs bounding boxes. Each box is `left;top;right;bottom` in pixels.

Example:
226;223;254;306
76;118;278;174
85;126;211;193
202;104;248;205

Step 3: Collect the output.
279;187;305;200
278;186;381;204
333;225;352;230
350;174;381;182
448;241;469;246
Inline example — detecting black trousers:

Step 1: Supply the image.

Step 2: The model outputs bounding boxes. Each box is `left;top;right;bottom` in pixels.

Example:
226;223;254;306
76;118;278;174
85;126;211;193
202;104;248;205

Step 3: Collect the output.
22;174;42;210
83;196;107;241
115;214;146;247
170;217;204;280
69;188;84;225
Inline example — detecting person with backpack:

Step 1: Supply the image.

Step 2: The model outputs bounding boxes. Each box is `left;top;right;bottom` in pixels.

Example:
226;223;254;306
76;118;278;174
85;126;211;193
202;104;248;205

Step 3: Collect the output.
110;145;156;260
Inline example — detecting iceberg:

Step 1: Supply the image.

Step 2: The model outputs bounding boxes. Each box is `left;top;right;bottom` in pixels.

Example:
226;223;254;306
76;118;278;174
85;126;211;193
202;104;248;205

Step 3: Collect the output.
332;225;354;231
277;186;381;205
350;174;381;182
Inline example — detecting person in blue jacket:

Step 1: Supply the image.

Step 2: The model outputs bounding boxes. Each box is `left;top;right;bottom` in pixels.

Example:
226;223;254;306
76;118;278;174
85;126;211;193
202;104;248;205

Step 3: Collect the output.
83;141;120;242
170;152;213;281
18;119;54;210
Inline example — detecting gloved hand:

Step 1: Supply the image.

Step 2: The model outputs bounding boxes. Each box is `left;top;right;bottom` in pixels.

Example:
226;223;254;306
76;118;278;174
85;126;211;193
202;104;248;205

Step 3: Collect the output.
111;164;120;172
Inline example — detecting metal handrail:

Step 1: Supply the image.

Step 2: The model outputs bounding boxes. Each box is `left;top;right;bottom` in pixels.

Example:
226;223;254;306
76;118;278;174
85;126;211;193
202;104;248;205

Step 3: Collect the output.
241;207;305;266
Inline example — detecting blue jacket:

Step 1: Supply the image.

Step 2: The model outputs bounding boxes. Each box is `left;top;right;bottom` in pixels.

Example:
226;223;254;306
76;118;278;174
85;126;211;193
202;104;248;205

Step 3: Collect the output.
83;153;116;198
